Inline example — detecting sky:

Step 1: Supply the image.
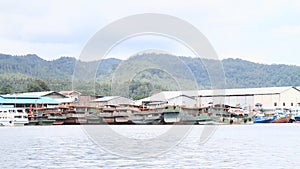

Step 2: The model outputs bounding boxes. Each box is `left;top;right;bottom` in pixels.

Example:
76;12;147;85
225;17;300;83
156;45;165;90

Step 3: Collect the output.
0;0;300;65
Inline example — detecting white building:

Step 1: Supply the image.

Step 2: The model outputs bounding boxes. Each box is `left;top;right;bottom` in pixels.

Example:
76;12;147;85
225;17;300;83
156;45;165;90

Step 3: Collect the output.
198;86;300;109
135;91;199;108
167;95;197;107
139;86;300;109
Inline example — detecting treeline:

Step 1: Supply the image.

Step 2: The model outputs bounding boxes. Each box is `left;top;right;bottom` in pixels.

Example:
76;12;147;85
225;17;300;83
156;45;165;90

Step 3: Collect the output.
1;53;300;98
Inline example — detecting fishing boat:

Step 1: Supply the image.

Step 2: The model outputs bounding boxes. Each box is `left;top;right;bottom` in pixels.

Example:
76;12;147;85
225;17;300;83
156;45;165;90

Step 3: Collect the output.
291;108;300;122
196;113;221;125
205;106;254;125
86;115;102;124
254;110;276;123
38;118;55;125
129;111;162;124
0;108;29;126
272;110;291;123
162;106;181;124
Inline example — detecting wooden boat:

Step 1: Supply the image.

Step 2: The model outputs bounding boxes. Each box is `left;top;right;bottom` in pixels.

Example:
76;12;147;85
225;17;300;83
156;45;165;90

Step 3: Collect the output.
272;113;291;123
204;106;254;125
85;115;102;124
115;116;129;123
129;113;162;124
196;113;221;125
273;116;291;123
162;107;181;124
102;117;115;124
38;118;55;125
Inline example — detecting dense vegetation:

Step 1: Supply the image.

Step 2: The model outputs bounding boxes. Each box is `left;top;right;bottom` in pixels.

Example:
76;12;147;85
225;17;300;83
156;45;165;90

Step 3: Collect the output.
1;53;300;98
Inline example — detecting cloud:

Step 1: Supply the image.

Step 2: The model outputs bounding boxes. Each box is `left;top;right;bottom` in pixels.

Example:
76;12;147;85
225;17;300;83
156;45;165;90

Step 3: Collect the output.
0;0;300;65
0;38;81;60
272;25;300;36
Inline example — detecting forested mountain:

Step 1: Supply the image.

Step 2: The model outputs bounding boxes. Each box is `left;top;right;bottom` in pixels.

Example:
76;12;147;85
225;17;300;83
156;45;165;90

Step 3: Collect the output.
1;53;300;98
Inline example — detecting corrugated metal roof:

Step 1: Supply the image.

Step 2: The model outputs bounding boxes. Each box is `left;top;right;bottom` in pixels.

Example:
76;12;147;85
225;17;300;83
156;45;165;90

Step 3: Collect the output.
199;86;293;96
145;91;199;101
136;86;295;102
2;95;40;99
55;97;76;103
9;91;68;98
92;96;120;102
13;91;55;97
0;95;60;104
59;90;81;95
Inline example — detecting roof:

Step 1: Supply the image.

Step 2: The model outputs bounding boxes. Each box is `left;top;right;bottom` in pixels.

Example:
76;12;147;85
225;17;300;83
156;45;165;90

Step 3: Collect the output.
134;92;198;106
1;95;40;99
138;91;199;102
14;91;55;97
59;90;81;95
55;97;76;103
136;87;296;104
91;96;121;102
168;94;196;100
9;91;68;98
198;86;294;97
0;95;60;104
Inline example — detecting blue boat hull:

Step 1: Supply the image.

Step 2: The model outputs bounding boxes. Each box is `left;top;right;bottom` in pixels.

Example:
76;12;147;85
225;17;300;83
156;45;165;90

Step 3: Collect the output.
254;116;277;123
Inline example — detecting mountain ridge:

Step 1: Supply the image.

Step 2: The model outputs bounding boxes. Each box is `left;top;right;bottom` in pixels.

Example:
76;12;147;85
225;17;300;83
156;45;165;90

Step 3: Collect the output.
1;53;300;96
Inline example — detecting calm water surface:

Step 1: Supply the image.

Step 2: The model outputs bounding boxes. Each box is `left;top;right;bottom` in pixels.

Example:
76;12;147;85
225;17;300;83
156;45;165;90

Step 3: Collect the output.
1;124;300;169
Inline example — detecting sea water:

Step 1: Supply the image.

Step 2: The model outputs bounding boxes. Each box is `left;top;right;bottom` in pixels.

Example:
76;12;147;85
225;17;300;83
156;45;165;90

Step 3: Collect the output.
0;124;300;169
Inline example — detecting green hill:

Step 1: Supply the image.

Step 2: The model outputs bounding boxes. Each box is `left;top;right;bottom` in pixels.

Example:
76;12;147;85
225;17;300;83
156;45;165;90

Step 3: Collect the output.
1;53;300;98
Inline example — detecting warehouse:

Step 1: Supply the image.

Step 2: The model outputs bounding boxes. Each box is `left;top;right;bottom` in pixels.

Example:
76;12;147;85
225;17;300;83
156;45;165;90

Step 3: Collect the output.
198;86;300;109
140;86;300;110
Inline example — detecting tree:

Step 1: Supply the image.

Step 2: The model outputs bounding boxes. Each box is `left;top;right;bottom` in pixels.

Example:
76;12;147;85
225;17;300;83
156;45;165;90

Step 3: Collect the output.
27;79;50;92
0;84;13;94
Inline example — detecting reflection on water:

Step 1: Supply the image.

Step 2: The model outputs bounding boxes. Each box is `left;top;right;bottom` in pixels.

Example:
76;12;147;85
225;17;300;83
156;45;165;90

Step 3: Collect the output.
1;124;300;169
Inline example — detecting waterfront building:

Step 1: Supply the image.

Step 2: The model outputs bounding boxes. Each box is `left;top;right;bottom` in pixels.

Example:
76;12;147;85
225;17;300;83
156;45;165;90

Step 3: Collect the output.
91;96;134;107
198;86;300;109
139;86;300;110
59;90;81;102
0;94;60;110
13;91;75;104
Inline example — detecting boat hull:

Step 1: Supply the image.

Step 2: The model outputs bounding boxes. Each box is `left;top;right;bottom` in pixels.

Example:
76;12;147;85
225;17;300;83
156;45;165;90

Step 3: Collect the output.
254;116;276;123
273;116;291;123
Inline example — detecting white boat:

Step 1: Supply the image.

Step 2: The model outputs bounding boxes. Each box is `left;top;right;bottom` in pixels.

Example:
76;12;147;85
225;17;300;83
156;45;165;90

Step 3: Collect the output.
0;108;29;126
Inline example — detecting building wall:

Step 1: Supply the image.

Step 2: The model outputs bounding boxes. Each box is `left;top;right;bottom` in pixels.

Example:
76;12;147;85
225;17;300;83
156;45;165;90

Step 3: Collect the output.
76;95;98;106
277;88;300;109
253;94;279;109
167;96;198;107
199;95;254;108
68;92;80;100
253;88;300;109
45;93;67;99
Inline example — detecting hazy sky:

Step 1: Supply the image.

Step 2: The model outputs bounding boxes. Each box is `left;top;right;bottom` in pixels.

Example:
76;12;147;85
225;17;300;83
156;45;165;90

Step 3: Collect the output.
0;0;300;65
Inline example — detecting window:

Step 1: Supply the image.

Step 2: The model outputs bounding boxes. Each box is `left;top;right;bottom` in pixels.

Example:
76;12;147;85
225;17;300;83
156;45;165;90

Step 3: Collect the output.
283;102;286;106
274;102;277;106
291;103;294;106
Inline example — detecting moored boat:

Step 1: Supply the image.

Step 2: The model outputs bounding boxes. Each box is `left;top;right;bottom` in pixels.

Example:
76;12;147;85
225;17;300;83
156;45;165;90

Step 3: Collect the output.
0;108;29;126
254;111;276;123
162;107;181;124
272;111;291;123
129;111;162;124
